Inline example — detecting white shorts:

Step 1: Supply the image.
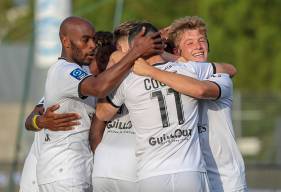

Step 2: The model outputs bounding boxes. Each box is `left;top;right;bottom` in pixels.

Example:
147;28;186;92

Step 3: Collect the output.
93;177;136;192
39;179;92;192
19;152;39;192
137;171;210;192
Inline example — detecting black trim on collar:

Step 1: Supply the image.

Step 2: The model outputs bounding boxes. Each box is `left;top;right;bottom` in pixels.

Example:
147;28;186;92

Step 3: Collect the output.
58;57;67;60
106;96;121;108
211;62;216;74
152;61;169;66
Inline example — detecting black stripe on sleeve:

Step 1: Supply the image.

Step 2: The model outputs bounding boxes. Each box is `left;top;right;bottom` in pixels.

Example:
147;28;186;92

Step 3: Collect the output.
211;62;216;74
106;96;121;108
210;81;221;100
78;75;92;100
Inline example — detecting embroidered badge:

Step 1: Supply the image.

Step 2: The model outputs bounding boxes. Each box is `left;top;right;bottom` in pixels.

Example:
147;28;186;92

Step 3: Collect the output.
70;68;88;80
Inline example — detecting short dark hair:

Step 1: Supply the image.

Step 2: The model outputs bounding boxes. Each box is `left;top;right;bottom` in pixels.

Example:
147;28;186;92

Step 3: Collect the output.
94;31;116;72
128;22;159;44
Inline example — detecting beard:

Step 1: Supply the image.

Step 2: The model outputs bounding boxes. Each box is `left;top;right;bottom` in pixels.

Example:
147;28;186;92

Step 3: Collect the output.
70;41;91;66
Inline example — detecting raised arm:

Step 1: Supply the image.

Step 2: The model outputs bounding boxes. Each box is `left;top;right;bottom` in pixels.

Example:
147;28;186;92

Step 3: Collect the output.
133;58;220;100
80;29;164;98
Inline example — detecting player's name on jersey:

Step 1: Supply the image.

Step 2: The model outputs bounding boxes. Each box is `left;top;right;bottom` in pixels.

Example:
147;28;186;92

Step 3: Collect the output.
144;77;166;91
107;120;132;130
149;128;192;146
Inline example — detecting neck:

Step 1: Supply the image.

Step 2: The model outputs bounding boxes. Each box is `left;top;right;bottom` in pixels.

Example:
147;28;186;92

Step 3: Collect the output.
61;49;81;66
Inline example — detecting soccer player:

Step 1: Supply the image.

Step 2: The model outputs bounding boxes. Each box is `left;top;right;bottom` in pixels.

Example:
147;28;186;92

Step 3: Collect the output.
20;100;81;192
95;22;230;192
19;31;115;192
35;16;163;191
91;21;140;192
168;16;247;191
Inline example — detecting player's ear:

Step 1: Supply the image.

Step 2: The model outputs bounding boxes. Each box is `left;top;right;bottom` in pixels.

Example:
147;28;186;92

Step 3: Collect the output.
62;36;71;48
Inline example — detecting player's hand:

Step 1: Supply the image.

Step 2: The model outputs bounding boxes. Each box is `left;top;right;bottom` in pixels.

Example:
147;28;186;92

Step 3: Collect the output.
214;62;237;77
133;58;154;77
37;104;81;131
131;27;164;58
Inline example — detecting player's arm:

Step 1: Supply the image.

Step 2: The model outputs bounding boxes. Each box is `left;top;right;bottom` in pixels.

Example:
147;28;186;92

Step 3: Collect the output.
95;99;119;121
89;99;119;151
214;62;237;77
25;104;81;131
161;51;179;62
89;114;107;152
25;103;44;131
133;58;219;100
89;98;109;152
80;29;164;98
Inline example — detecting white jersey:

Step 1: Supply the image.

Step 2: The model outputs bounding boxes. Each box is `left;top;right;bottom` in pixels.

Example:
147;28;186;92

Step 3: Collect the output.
93;105;137;181
37;59;96;184
20;133;40;192
108;61;214;180
198;73;247;191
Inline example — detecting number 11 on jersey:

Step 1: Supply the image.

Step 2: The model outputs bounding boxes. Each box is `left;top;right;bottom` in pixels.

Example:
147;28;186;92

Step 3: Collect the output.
151;88;185;128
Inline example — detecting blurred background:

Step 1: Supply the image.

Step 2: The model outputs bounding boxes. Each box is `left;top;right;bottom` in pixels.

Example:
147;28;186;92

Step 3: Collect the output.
0;0;281;191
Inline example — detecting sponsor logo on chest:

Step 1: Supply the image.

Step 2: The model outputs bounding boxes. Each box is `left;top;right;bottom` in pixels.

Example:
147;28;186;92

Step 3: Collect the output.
149;128;192;146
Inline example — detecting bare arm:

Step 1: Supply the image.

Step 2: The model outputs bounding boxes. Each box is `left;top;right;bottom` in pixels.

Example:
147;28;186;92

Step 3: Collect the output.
25;104;44;131
214;62;237;77
25;104;81;131
89;114;107;152
133;59;220;100
80;29;164;98
95;99;119;121
161;51;179;62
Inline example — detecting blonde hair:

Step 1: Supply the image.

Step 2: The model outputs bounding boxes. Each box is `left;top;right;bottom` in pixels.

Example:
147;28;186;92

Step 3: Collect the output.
169;16;208;47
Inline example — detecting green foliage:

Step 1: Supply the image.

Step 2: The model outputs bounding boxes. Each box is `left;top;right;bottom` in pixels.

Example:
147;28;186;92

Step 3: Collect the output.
1;0;281;90
198;0;281;91
0;0;34;42
73;0;116;31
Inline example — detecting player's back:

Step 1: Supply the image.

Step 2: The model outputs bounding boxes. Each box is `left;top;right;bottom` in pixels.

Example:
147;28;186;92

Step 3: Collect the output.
199;74;247;191
93;105;137;181
110;61;208;180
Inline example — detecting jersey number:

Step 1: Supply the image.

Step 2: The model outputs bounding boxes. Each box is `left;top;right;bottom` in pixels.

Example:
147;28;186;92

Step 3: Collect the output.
151;88;185;128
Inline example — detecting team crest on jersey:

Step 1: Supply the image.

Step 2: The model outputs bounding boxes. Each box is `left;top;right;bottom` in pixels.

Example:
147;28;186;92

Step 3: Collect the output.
70;68;88;80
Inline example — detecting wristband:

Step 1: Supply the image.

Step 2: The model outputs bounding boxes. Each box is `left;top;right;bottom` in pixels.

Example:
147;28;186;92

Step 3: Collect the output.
32;115;41;130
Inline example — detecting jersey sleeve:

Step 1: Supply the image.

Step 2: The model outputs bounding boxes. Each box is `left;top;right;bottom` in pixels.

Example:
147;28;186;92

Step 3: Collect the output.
59;65;91;99
37;97;44;106
172;62;199;80
185;61;215;80
106;82;126;108
208;73;233;101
